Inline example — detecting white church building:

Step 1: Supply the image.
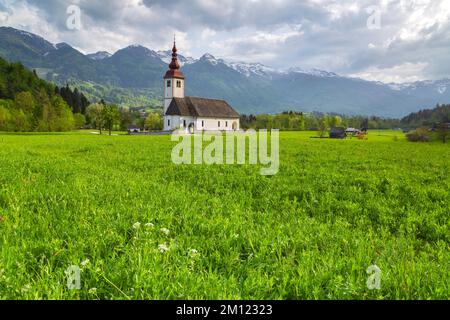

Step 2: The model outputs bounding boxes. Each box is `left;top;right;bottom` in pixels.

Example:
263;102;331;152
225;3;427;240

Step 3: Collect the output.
163;41;240;133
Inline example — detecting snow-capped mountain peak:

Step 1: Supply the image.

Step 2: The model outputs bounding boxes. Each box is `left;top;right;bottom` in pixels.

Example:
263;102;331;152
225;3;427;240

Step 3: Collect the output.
387;83;410;91
388;79;450;95
288;67;339;78
156;50;196;66
0;27;42;41
200;53;223;65
121;45;160;58
225;61;278;78
87;51;112;60
128;44;143;49
202;53;216;59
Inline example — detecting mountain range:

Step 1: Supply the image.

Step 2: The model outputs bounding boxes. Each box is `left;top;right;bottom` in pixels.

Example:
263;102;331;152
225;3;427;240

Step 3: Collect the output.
0;26;449;118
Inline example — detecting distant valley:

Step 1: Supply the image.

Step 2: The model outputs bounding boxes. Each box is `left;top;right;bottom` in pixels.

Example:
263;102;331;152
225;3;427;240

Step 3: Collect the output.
1;26;449;118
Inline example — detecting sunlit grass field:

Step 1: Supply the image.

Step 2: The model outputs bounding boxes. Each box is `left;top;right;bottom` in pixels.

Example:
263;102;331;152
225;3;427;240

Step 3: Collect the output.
0;130;449;299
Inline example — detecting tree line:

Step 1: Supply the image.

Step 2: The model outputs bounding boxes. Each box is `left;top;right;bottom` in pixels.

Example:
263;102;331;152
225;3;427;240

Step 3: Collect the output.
239;112;400;132
240;105;450;133
1;56;448;136
401;104;450;128
0;57;162;134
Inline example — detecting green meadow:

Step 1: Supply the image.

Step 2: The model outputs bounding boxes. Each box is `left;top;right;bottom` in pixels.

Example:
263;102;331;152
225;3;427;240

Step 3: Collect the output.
0;131;449;299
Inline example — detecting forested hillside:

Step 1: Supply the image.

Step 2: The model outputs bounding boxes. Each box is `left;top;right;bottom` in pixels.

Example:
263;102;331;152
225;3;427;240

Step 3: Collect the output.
401;104;450;127
0;57;76;131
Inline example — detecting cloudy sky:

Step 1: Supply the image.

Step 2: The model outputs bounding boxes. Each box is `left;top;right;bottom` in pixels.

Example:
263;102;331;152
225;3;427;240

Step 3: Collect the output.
0;0;449;83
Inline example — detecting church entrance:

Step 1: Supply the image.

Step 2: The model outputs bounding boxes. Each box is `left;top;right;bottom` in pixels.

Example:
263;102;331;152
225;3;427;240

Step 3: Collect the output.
188;123;195;134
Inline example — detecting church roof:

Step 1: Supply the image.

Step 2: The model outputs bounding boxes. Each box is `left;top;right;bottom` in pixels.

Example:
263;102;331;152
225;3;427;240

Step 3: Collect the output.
164;38;185;79
164;69;185;79
166;97;240;118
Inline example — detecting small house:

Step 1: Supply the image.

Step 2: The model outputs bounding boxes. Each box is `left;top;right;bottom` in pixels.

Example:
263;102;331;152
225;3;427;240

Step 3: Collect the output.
345;128;360;135
127;125;141;134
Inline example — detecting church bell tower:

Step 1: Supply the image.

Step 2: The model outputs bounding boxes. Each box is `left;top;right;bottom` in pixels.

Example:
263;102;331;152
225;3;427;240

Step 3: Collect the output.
164;38;185;114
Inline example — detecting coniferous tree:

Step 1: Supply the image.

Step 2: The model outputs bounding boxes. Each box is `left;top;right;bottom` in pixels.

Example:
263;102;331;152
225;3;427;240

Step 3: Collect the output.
80;93;89;114
73;88;82;114
64;84;74;110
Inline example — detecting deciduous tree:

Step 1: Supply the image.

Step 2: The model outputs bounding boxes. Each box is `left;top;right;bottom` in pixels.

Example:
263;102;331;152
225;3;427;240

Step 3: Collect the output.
102;104;120;135
145;112;163;131
87;103;105;134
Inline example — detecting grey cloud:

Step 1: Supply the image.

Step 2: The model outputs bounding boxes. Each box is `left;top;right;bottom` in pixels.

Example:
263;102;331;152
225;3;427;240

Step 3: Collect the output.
142;0;330;31
1;0;449;82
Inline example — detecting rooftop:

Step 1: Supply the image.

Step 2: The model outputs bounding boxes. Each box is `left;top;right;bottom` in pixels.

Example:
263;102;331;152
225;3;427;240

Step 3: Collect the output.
166;97;240;118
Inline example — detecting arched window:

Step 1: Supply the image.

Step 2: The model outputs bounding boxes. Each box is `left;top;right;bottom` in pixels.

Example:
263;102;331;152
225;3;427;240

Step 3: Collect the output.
176;80;182;88
167;80;171;87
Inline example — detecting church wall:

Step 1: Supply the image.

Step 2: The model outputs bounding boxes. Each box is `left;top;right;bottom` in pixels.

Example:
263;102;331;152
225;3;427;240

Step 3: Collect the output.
164;99;172;115
179;116;196;132
172;79;185;99
164;115;197;132
196;118;240;131
164;78;185;114
164;115;179;131
164;116;240;132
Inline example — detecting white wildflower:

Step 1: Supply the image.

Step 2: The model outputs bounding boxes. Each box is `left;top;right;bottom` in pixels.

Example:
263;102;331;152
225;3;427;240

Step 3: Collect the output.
158;243;169;253
89;288;97;294
160;228;170;235
133;222;141;229
81;259;90;267
21;284;31;292
145;223;154;228
189;249;199;258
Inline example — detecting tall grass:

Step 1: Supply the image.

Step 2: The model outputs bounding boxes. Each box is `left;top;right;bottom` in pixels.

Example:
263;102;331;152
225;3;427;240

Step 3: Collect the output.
0;131;448;299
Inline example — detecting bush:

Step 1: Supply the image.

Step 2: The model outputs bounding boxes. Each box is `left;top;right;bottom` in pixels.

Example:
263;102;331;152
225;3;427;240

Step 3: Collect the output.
406;128;431;142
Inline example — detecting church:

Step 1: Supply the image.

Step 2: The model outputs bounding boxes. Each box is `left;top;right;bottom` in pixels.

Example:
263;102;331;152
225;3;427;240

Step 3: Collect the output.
163;41;240;133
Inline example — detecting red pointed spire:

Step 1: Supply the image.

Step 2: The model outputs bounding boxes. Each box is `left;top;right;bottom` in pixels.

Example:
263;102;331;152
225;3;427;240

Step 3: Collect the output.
169;37;180;70
164;35;185;79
